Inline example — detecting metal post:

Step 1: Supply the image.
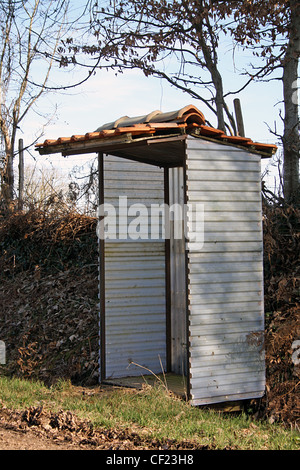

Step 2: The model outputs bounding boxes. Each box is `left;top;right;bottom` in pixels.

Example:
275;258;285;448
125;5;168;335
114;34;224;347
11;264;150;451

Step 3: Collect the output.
233;99;245;137
18;139;24;210
164;167;171;372
98;152;105;382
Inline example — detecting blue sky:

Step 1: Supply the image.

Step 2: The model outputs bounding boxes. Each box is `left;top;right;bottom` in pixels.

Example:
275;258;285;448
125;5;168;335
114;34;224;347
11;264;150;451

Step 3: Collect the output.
25;59;284;144
18;33;287;192
20;66;283;192
8;0;294;194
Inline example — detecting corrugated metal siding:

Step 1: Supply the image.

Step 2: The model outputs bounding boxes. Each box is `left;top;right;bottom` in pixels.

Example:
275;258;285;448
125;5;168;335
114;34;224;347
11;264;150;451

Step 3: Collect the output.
103;155;166;378
186;137;265;405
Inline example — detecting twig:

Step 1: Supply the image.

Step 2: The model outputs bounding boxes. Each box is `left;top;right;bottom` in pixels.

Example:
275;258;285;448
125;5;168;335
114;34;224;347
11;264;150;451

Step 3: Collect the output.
158;354;168;390
128;360;169;391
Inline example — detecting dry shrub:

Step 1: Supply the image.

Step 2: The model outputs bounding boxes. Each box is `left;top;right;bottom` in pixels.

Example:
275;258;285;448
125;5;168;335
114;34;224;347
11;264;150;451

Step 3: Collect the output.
262;201;300;428
0;208;99;385
0;208;97;275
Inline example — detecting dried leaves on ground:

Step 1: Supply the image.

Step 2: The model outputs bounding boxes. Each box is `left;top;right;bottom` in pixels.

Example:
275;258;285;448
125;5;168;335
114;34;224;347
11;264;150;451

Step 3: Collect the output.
0;405;209;450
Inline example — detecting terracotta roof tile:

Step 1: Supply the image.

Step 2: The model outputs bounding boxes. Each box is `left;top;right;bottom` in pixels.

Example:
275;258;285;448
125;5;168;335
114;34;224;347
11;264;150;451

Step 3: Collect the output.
249;142;279;152
115;125;156;135
219;135;253;144
35;104;277;156
198;125;224;137
70;135;86;142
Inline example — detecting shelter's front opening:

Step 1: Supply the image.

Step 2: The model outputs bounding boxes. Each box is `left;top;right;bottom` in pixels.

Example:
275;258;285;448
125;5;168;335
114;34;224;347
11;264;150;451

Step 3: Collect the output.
100;156;187;396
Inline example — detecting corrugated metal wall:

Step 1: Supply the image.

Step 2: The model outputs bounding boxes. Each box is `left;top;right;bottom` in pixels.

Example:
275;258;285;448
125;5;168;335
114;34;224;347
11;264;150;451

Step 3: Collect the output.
103;155;166;378
186;137;265;405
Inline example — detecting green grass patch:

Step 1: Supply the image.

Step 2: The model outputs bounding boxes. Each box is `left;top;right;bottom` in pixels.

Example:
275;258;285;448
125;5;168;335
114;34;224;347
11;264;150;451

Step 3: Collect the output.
0;375;299;450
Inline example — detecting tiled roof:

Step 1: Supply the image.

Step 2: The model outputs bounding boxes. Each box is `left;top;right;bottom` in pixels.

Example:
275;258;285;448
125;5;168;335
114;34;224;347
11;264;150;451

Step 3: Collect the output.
35;104;277;156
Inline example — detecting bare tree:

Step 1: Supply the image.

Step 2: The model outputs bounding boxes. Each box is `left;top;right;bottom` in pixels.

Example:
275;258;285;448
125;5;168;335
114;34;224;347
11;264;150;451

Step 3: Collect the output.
81;0;238;134
22;164;68;212
0;0;90;206
219;0;299;203
71;0;297;202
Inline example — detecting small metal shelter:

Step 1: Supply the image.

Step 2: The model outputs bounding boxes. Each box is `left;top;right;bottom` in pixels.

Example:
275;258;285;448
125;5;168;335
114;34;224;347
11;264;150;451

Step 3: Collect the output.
36;105;277;406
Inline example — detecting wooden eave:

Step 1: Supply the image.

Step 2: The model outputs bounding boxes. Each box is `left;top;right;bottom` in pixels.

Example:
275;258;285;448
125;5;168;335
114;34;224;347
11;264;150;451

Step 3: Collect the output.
37;133;187;167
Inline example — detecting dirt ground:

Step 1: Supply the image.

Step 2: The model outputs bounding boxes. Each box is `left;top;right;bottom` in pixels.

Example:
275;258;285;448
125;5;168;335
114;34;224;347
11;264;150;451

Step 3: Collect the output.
0;405;205;451
0;425;82;450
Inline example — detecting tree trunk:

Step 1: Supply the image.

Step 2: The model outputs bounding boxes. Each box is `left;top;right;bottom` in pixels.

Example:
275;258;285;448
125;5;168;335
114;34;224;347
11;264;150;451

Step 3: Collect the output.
282;0;300;203
213;68;226;133
2;149;14;203
0;119;14;205
200;37;226;133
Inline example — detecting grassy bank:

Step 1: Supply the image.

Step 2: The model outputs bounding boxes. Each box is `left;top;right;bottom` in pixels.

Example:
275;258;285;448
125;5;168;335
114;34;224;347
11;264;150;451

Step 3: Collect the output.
0;376;299;450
